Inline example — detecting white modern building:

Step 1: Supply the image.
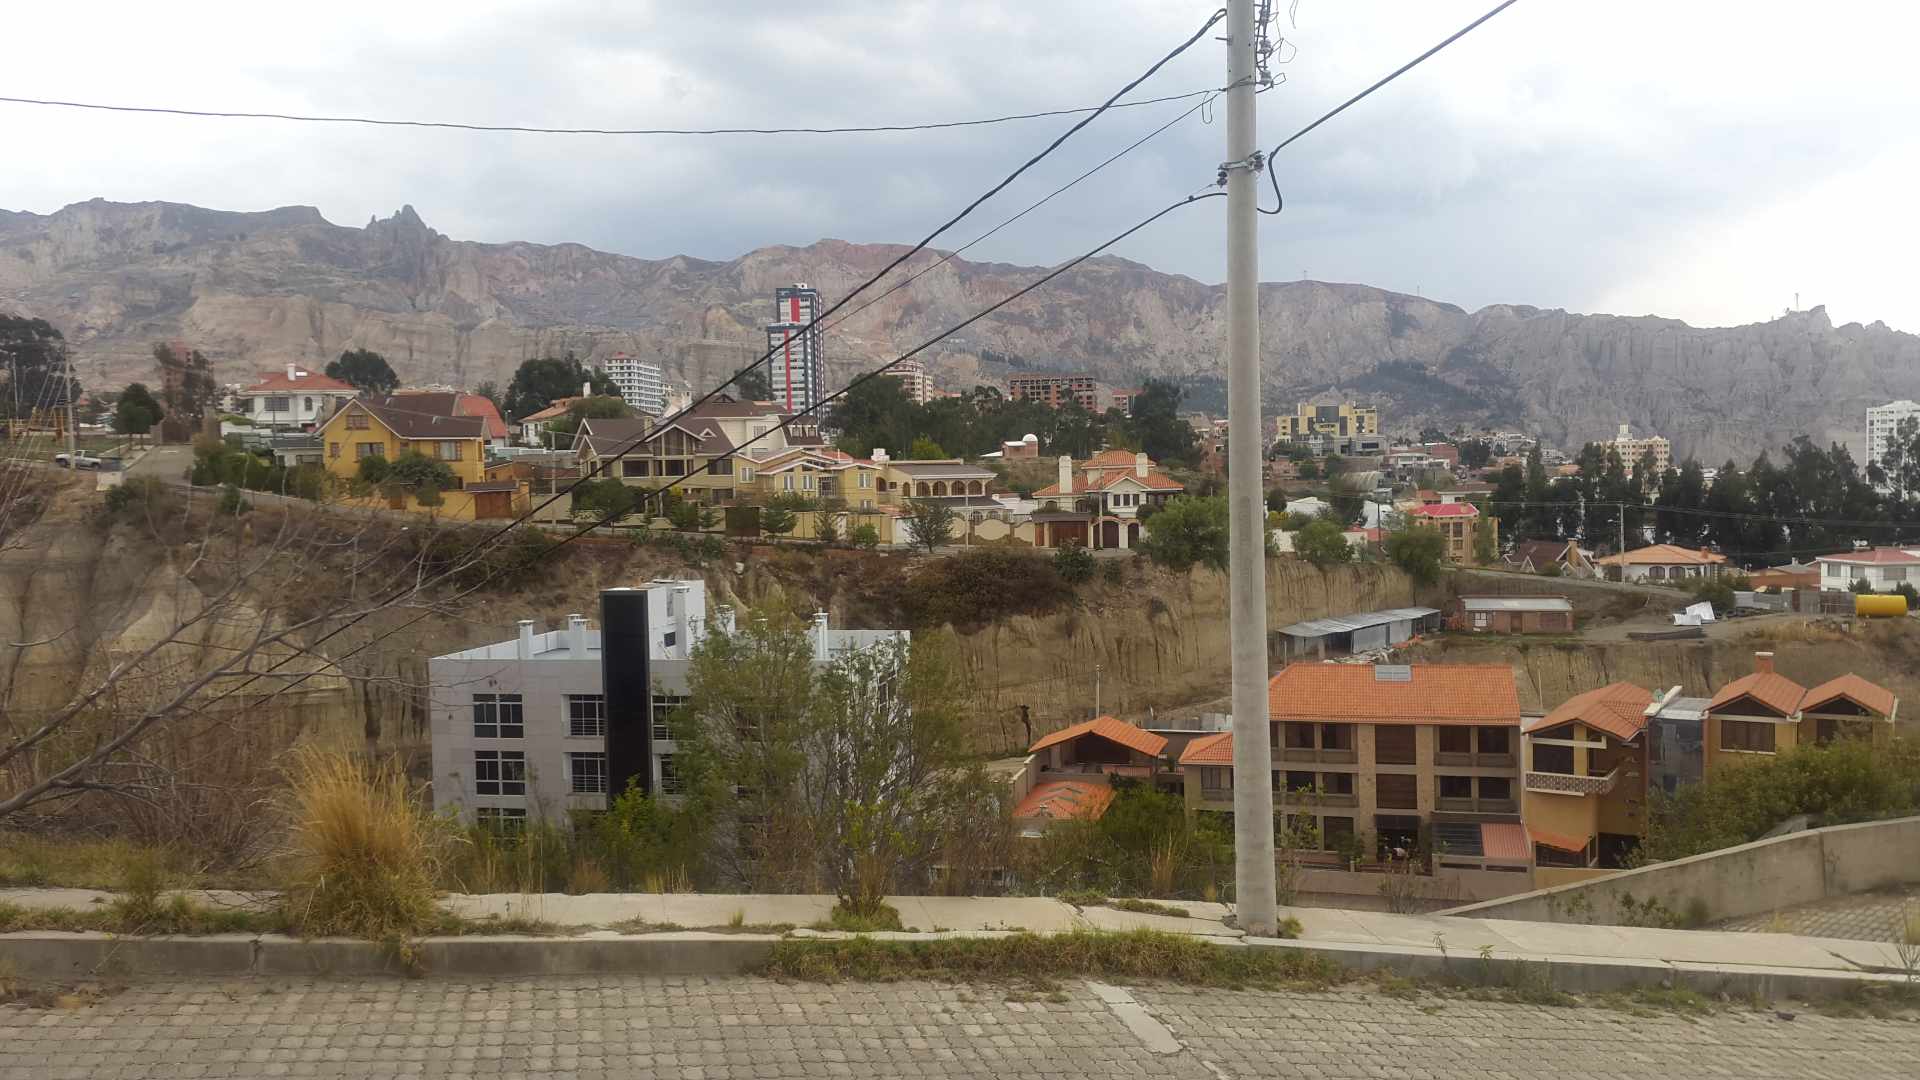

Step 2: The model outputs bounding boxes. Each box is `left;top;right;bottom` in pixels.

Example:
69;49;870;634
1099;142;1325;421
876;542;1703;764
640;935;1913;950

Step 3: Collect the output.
427;579;907;827
766;283;825;414
604;353;667;417
1867;400;1920;473
889;357;933;404
232;364;357;431
1814;545;1920;593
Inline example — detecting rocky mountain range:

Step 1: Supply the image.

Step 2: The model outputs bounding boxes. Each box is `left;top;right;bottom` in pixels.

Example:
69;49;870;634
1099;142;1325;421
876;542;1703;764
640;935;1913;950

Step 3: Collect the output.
4;198;1918;463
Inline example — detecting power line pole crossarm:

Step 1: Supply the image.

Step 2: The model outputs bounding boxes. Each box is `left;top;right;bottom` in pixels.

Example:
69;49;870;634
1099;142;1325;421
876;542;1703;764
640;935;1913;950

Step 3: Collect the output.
1224;0;1278;938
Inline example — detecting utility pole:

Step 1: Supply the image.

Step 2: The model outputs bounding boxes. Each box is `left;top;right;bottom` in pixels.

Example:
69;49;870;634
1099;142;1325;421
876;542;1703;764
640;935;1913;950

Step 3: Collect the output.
1093;664;1102;718
1617;501;1625;563
1223;0;1278;937
64;346;78;461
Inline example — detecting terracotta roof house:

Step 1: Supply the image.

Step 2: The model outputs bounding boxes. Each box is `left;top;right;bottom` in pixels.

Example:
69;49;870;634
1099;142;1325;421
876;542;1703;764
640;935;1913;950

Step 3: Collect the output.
1012;779;1117;836
1031;452;1185;552
1593;543;1727;583
1029;716;1169;786
384;391;511;448
1813;546;1920;593
1703;652;1898;772
1520;683;1655;872
233;364;357;431
1406;502;1489;563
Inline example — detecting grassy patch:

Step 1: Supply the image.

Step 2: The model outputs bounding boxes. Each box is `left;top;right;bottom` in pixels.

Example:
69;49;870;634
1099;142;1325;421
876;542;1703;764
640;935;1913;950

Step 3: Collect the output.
762;929;1343;989
812;903;905;933
1054;889;1105;908
0;898;284;936
280;748;446;942
425;912;566;937
1111;898;1188;918
0;835;209;890
1595;984;1715;1018
1813;982;1920;1020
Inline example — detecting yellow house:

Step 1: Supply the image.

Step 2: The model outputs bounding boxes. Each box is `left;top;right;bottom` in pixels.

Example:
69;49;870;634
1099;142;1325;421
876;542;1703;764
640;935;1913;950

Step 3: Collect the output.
1520;683;1652;877
315;398;504;519
1701;653;1897;775
574;416;740;506
746;448;885;510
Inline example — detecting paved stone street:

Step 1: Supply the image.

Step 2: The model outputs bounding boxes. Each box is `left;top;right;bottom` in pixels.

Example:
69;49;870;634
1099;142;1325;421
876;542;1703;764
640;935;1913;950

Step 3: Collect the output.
3;975;1918;1079
1716;887;1920;943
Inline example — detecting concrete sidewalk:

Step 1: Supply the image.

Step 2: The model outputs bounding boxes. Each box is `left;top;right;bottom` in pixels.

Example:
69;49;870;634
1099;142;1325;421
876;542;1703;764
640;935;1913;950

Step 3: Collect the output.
7;886;1915;985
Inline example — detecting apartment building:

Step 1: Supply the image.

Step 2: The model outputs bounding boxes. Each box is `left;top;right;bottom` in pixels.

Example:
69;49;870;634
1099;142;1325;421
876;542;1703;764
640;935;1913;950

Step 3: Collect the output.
1610;423;1671;477
1866;400;1920;471
1405;502;1488;562
887;358;934;404
428;580;908;826
1276;402;1382;456
1006;373;1100;412
766;284;825;413
603;353;666;416
1180;664;1525;866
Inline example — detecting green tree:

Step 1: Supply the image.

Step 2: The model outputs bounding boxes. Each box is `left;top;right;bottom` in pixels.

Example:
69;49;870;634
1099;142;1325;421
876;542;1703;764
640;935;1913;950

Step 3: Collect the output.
1139;495;1228;572
667;501;702;530
544;395;636;448
1642;739;1920;861
1109;379;1197;466
850;523;881;549
1383;525;1447;585
906;436;948;460
1458;439;1492;469
759;502;797;538
1052;541;1095;584
503;354;618;419
388;450;456;493
1472;517;1498;565
1295;517;1352;567
1327;473;1366;526
1491;463;1527;539
813;509;843;544
571;477;636;520
324;348;400;396
356;454;392;484
827;375;920;457
112;383;164;436
902;499;956;553
730;366;772;402
0;315;78;420
1521;444;1555;539
473;380;503;412
153;342;217;434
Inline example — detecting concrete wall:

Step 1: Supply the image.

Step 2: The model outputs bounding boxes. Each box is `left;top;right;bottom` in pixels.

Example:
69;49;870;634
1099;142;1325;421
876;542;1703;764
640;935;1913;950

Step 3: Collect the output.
1443;814;1920;925
1295;865;1533;905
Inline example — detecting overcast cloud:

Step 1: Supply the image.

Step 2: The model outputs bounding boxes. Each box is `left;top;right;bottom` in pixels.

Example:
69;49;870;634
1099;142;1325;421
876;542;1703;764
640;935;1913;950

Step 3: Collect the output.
5;1;1917;331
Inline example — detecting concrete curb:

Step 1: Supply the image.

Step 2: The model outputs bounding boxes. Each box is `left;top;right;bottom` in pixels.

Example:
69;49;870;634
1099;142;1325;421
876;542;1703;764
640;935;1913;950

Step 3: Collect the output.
2;929;1906;998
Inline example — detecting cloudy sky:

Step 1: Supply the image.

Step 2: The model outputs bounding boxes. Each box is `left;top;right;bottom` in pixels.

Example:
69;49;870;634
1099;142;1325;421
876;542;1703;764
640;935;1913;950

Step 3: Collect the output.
6;1;1918;331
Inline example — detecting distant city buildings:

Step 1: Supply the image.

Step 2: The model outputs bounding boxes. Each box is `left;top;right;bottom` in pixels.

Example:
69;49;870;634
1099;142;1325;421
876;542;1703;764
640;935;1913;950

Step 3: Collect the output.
1866;399;1920;469
603;353;666;416
1007;373;1100;412
1610;423;1671;476
766;283;825;413
888;357;934;404
1276;402;1382;456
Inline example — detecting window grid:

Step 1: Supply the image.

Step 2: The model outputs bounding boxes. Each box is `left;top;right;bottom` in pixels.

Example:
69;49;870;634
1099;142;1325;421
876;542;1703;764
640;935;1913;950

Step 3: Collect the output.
473;750;526;796
567;694;607;737
652;693;689;741
568;752;608;794
472;693;525;739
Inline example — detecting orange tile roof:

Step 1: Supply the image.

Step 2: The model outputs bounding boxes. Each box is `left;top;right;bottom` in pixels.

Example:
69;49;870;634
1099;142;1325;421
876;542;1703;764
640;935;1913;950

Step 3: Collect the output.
1480;822;1531;861
1526;683;1653;741
241;369;356;394
1800;674;1897;718
1529;825;1592;854
1012;779;1115;822
1408;502;1478;519
1178;731;1235;766
1267;663;1522;726
1595;543;1727;567
1029;715;1168;758
1084;449;1141;469
1708;671;1808;716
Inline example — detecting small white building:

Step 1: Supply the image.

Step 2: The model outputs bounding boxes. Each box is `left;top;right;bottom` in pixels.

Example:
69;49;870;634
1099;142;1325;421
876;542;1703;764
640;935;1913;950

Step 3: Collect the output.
427;580;908;827
232;364;357;431
1814;545;1920;593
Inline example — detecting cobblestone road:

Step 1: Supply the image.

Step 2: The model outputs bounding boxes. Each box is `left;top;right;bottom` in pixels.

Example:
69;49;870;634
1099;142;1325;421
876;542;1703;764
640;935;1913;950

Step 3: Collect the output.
3;975;1917;1079
1715;887;1919;943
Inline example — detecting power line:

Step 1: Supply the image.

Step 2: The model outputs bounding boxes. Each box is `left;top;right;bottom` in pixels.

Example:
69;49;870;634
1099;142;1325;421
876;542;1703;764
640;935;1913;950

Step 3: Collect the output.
1483;498;1912;532
0;88;1227;138
1256;0;1522;214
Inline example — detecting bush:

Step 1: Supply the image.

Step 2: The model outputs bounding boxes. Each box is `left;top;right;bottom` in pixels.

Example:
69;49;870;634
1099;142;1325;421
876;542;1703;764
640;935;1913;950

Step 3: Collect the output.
666;501;702;530
897;548;1071;631
762;929;1328;986
1053;541;1095;584
280;748;447;942
216;483;250;516
1139;495;1227;572
1101;559;1124;585
1294;517;1352;567
1384;525;1447;584
1895;582;1920;608
851;523;880;550
357;454;392;484
1689;576;1736;614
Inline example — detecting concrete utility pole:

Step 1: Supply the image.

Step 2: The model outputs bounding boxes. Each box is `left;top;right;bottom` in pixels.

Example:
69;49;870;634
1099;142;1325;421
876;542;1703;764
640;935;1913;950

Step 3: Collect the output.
1223;0;1278;937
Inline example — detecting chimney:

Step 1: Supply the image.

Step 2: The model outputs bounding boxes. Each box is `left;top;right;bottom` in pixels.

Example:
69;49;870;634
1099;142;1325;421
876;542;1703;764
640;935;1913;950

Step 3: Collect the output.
515;619;535;660
674;585;692;658
716;604;737;635
286;362;298;381
1135;451;1149;478
567;613;588;658
1058;454;1074;493
1755;651;1775;675
871;447;889;463
812;611;831;663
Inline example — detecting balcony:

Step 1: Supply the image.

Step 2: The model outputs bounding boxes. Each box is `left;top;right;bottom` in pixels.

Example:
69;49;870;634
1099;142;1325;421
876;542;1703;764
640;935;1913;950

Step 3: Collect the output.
1276;790;1360;808
1525;766;1620;796
1434;797;1520;815
1277;747;1358;765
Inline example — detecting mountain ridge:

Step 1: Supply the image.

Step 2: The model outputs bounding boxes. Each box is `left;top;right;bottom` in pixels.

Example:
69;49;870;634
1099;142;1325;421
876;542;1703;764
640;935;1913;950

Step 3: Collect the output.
3;198;1917;462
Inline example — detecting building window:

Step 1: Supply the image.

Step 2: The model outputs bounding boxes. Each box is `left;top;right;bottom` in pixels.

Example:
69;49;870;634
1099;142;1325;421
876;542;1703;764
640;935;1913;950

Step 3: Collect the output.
650;692;689;741
1376;773;1418;809
1374;726;1416;765
438;440;464;461
303;396;313;412
659;755;683;794
1322;815;1355;850
783;475;794;491
1437;727;1473;755
1477;727;1511;755
329;442;341;459
740;467;754;483
1479;776;1512;802
1283;722;1315;749
266;396;290;413
346;411;369;430
567;694;606;737
1720;719;1777;753
1532;742;1574;774
623;459;648;478
473;750;526;796
475;806;526;834
1886;567;1908;583
1322;772;1354;795
1438;775;1474;800
1284;770;1315;793
1200;766;1231;796
1320;724;1353;751
859;473;870;488
472;693;524;739
663;460;686;476
568;752;608;794
356;442;385;459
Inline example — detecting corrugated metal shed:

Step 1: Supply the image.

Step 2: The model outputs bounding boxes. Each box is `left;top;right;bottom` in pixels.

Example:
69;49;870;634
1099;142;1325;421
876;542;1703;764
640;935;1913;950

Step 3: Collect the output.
1459;596;1573;613
1277;607;1440;638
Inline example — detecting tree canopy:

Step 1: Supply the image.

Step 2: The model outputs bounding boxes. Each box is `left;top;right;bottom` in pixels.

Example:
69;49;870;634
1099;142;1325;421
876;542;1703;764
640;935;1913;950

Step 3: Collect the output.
153;342;218;437
112;383;165;435
1383;525;1447;585
503;354;619;419
1294;517;1352;568
1140;495;1228;572
0;315;78;421
324;348;399;396
825;376;1196;465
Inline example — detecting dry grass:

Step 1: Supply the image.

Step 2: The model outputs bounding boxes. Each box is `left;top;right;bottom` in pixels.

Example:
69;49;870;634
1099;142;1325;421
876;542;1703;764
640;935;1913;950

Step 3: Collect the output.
278;747;446;941
0;834;211;890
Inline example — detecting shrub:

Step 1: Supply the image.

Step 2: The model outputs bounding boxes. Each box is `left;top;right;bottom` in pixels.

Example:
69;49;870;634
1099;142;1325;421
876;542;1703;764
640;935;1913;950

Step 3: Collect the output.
280;748;447;941
1139;495;1227;572
897;548;1071;630
667;501;702;530
1384;525;1447;584
1053;541;1095;584
357;454;392;484
762;929;1327;986
216;483;250;516
851;523;880;550
1101;559;1124;585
